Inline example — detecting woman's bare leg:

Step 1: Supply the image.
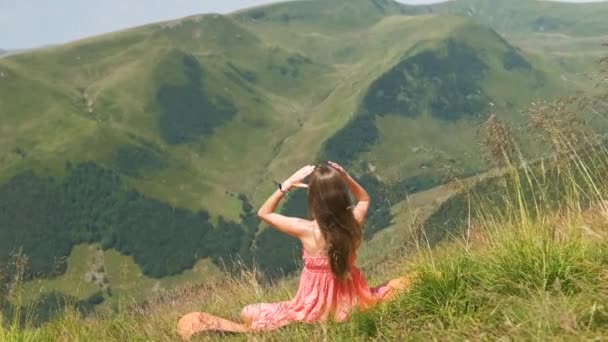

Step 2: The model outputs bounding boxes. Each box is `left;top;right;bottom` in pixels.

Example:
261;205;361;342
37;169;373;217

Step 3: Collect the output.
177;312;251;340
240;304;261;324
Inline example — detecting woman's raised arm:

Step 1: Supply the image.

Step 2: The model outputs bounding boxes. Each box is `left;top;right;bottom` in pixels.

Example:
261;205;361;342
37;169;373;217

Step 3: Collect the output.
328;161;370;226
257;165;315;238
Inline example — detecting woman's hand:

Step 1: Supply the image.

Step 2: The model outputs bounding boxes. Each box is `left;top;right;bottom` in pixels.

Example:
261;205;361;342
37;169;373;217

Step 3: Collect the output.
328;161;370;225
282;165;315;191
328;161;348;178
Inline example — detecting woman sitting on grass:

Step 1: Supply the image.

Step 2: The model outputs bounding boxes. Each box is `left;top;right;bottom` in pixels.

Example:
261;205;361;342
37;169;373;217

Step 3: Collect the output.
177;162;408;339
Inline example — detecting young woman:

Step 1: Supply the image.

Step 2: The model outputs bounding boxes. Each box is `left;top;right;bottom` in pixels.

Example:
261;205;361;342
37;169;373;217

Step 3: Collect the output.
177;162;407;340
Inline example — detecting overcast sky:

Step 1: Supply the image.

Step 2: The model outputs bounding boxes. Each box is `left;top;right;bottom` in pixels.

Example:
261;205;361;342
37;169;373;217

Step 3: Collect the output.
0;0;605;49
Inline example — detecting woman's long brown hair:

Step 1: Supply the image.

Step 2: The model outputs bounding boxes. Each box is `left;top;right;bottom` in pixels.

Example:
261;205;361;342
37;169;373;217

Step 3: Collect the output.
307;164;362;279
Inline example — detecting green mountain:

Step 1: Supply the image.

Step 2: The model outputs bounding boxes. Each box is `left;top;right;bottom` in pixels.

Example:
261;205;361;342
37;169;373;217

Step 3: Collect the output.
411;0;608;70
0;0;604;311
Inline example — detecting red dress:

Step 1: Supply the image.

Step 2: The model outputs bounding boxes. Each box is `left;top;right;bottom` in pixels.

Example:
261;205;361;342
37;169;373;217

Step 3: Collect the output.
242;250;392;331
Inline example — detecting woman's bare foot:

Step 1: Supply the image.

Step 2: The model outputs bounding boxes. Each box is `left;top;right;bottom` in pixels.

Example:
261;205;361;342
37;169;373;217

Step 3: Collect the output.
177;312;210;341
177;311;251;340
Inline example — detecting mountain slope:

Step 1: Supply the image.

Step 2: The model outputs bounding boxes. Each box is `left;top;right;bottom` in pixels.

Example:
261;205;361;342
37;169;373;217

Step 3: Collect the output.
0;14;332;284
235;8;566;189
0;15;331;217
414;0;608;37
322;18;560;176
410;0;608;70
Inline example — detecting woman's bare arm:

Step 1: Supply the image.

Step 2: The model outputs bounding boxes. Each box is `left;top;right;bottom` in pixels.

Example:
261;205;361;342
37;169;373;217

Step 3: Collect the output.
257;165;315;238
257;188;310;238
328;161;370;226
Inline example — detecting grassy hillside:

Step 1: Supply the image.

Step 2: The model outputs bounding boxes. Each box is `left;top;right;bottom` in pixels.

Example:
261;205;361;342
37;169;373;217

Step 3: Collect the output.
1;0;605;315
